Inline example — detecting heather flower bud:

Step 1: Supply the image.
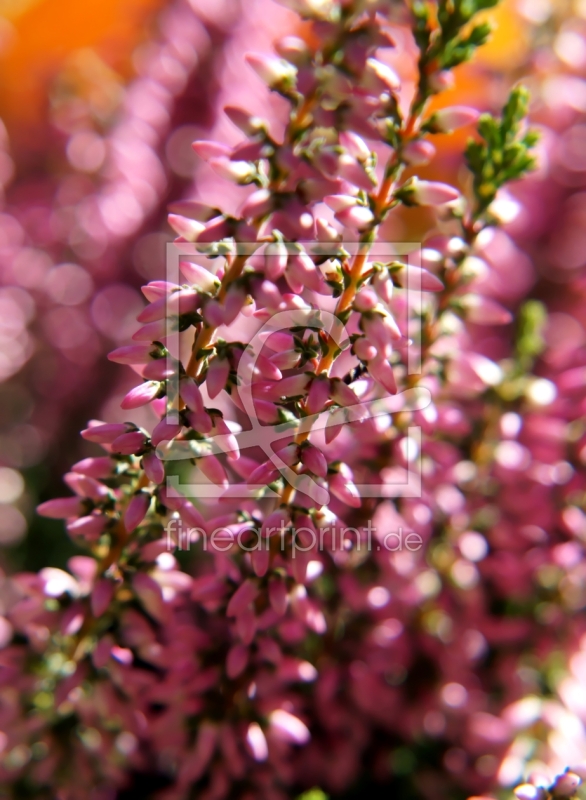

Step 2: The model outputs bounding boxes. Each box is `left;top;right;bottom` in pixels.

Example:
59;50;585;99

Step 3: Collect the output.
316;217;340;242
67;515;106;541
365;57;401;92
269;709;310;744
328;465;361;508
108;344;158;365
245;53;297;90
111;431;148;455
307;375;331;414
72;457;112;479
402;140;436;166
275;35;311;65
180;378;204;413
246;722;268;762
121;381;161;410
143;452;165;484
132;319;169;342
168;213;205;241
391;264;444;292
340;130;371;161
91;579;115;618
362;312;401;349
179;261;220;294
241;188;273;219
141;281;179;301
223;105;267;136
337;153;376;191
208;157;256;184
191;140;231;161
301;443;328;477
427;106;480;133
265;241;288;280
396;177;460;207
227;580;258;617
203;299;225;327
38;497;85;519
354;287;379;311
124;492;151;532
142;360;176;381
269;575;288;615
206;357;230;398
354;337;377;362
81;421;131;443
248;460;280;486
367;354;397;394
226;643;249;678
253;399;281;424
151;417;182;447
324;194;358;212
335;205;375;230
198;454;228;488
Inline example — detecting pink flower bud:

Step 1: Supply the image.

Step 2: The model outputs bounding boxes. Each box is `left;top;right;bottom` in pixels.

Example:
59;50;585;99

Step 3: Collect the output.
132;572;165;622
430;106;479;132
428;70;455;92
179;261;220;294
38;497;84;519
259;373;311;400
91;579;115;618
354;287;378;311
404;178;460;207
301;443;328;477
265;241;288;280
372;269;394;304
248;460;280;486
196;215;232;243
328;469;361;508
213;417;240;461
226;643;249;678
354;338;377;362
362;312;401;349
191;140;231;161
143;452;165;484
253;399;281;424
365;57;401;91
71;457;112;479
111;430;148;455
245;53;297;88
108;344;156;365
254;353;282;381
124;492;151;532
335;205;375;230
324;194;358;212
141;281;179;301
81;421;130;443
180;378;204;413
246;722;268;762
367;355;397;394
316;217;340;242
241;188;273;219
208;157;256;184
392;264;444;292
121;382;161;410
179;501;207;531
150;417;182;447
337;153;375;191
269;709;310;745
269;576;288;615
224;105;266;136
203;299;225;327
142;360;176;381
64;473;108;500
287;252;323;292
168;213;205;241
325;408;345;444
340;130;370;161
227;580;258;617
206;357;230;399
198;454;228;488
262;510;289;539
224;286;246;326
251;546;270;577
131;319;169;342
307;376;331;414
67;515;107;541
403;140;436;165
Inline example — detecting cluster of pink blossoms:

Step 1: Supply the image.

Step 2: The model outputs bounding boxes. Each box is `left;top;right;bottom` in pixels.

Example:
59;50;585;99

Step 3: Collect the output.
0;1;584;799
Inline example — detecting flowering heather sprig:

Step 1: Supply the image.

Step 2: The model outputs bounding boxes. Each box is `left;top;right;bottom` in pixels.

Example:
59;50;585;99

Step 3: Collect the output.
0;0;557;798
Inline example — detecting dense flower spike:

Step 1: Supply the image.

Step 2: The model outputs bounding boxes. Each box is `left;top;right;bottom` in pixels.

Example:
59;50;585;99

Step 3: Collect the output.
7;1;586;799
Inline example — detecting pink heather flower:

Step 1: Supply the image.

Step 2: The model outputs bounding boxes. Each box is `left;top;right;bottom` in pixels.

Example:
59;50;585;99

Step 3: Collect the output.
208;157;256;184
81;422;130;443
368;355;397;394
71;457;113;479
253;398;281;424
246;722;268;762
265;241;288;280
340;130;371;161
269;575;288;615
227;580;258;617
328;467;361;508
180;378;205;413
142;360;176;381
37;497;85;519
167;213;205;241
268;709;310;745
307;375;331;414
335;205;375;230
301;443;328;477
91;579;116;618
241;188;273;219
392;264;444;292
430;105;480;132
403;177;460;206
354;287;379;311
191;139;231;161
142;452;165;484
151;417;183;447
198;454;229;487
121;381;161;410
108;344;157;365
66;515;107;541
206;357;230;398
337;153;376;190
141;281;180;302
132;319;169;342
365;57;401;91
226;643;249;678
111;431;148;455
354;338;378;361
245;52;297;88
403;139;437;165
324;194;358;212
124;492;151;532
179;261;220;294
